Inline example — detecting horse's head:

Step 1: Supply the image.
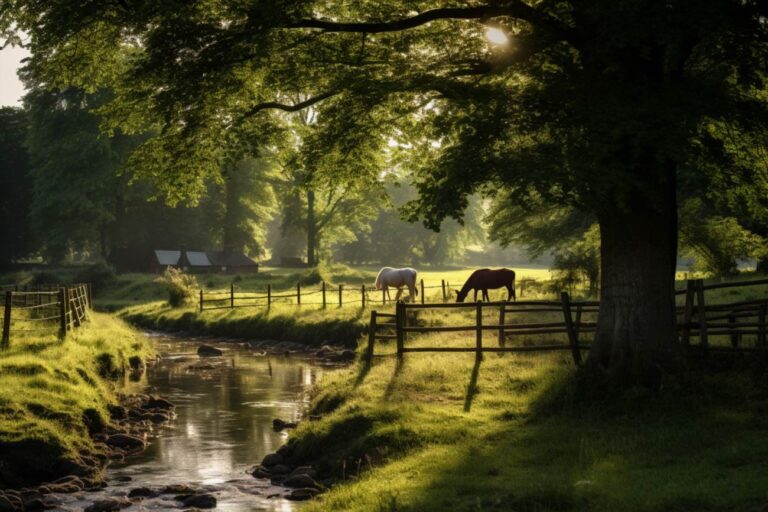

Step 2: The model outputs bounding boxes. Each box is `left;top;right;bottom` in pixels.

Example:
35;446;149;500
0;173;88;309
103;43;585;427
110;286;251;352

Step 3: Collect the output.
454;289;467;303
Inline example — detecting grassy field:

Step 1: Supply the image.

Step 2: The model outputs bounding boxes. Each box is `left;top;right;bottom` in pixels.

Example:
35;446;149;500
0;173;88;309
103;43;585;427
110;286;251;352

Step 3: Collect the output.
289;348;768;512
93;264;555;311
0;312;153;487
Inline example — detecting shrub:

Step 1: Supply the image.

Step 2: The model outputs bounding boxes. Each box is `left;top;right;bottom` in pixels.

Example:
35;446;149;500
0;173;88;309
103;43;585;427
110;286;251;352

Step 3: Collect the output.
154;267;198;307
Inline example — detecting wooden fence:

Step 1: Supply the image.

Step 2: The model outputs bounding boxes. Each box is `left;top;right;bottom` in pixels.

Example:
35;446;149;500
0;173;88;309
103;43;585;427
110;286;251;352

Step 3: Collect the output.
366;278;768;363
367;292;594;365
0;284;92;348
198;278;539;311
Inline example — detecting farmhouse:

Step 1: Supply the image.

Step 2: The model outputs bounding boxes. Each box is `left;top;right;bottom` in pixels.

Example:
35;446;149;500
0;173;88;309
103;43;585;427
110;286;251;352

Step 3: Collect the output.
151;249;258;274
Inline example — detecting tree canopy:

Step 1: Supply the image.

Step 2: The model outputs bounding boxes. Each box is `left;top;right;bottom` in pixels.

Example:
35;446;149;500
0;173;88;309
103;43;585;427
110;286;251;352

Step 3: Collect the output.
6;1;768;385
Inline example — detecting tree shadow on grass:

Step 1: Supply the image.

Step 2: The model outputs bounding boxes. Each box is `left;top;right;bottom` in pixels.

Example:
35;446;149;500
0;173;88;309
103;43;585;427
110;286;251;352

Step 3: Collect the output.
463;357;482;412
383;357;405;400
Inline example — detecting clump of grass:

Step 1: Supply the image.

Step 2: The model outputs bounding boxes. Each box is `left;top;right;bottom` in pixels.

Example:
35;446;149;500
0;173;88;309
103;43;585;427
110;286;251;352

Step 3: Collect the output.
154;267;198;307
0;313;152;487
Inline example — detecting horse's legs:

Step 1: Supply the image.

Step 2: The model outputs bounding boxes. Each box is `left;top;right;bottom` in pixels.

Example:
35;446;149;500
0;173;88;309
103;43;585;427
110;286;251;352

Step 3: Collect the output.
507;284;515;302
394;287;403;302
473;289;478;302
483;289;490;302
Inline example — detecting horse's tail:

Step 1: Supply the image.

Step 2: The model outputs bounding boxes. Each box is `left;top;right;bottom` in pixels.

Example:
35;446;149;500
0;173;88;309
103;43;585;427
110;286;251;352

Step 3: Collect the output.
411;269;418;295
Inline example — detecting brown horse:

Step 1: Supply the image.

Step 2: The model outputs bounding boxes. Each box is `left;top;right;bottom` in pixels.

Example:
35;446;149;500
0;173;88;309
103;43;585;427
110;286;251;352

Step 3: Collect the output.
455;268;516;302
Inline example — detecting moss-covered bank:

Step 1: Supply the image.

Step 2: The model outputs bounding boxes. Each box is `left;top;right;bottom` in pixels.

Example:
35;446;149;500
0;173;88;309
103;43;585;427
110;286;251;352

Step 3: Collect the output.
0;313;153;488
121;302;369;348
279;348;768;512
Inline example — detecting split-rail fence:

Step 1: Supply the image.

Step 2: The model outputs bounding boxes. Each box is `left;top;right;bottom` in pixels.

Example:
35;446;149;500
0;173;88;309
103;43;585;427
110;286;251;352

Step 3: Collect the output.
198;278;538;311
366;278;768;365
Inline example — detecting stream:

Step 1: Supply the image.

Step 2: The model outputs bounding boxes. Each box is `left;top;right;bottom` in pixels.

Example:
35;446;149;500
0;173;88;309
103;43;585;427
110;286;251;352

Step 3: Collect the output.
53;332;336;511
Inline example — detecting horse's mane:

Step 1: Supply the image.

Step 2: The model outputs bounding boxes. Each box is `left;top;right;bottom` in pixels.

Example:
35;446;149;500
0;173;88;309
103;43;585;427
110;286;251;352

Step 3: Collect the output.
374;267;390;289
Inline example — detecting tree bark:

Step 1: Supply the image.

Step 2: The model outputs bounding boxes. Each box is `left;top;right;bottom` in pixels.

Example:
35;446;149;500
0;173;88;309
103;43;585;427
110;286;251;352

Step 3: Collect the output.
588;174;680;389
307;189;317;267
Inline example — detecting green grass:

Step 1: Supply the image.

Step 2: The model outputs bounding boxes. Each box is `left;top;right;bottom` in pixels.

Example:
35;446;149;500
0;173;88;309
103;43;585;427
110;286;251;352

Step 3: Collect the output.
94;264;556;311
0;312;153;487
287;347;768;512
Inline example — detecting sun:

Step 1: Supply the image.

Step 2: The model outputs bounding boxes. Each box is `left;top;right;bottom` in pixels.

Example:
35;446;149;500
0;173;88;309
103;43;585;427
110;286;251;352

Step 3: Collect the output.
485;27;509;46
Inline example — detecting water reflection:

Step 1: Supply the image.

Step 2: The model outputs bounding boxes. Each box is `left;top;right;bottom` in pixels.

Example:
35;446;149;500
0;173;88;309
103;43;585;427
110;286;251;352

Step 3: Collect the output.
105;335;329;511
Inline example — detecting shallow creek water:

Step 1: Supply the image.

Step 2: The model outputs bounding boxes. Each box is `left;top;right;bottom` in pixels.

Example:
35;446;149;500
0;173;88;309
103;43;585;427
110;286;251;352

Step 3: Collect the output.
55;332;335;511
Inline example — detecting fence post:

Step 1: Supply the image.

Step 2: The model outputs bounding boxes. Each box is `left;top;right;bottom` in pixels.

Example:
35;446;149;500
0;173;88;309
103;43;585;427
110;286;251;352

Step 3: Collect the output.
729;314;739;348
230;283;235;309
267;284;272;309
2;291;12;348
199;289;204;312
695;279;708;351
681;280;694;345
420;279;425;304
396;301;404;359
759;303;767;347
338;284;343;307
561;291;582;366
367;310;377;360
361;284;366;309
59;288;67;338
382;286;386;305
322;281;327;308
297;283;301;306
86;283;93;310
72;287;82;328
498;300;506;346
441;280;446;302
475;301;483;361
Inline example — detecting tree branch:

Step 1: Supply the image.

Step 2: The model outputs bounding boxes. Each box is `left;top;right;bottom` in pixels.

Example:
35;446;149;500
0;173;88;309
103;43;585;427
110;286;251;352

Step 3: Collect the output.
242;91;338;118
290;3;577;44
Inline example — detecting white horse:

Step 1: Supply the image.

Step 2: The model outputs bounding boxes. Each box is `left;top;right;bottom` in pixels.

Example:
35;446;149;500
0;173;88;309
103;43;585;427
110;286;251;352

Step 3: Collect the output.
374;267;418;302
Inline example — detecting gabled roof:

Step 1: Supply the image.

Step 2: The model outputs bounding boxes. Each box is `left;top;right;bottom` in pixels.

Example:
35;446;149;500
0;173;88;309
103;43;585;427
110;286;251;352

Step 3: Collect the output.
185;251;212;267
154;250;181;266
208;251;258;267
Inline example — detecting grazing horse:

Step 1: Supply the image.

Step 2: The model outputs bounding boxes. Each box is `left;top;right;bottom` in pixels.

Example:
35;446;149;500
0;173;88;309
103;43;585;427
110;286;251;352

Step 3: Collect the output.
375;267;418;302
455;268;516;302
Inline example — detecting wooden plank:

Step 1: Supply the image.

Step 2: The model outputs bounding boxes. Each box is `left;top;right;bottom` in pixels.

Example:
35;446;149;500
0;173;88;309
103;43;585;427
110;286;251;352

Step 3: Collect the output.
402;345;589;353
476;302;483;361
367;310;377;360
561;291;582;365
498;301;506;346
2;291;11;348
696;279;709;351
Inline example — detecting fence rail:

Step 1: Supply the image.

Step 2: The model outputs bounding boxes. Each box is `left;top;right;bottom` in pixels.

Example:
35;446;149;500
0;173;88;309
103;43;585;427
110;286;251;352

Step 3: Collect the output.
366;278;768;364
0;284;92;348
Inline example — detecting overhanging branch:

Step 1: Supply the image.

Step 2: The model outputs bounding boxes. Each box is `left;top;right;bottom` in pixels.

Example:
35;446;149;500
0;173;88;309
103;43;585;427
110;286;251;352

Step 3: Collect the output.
290;3;577;45
242;91;338;118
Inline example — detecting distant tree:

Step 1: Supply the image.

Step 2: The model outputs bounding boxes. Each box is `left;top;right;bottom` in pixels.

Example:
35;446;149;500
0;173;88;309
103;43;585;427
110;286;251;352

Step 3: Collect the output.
24;88;126;262
679;199;767;277
0;107;35;269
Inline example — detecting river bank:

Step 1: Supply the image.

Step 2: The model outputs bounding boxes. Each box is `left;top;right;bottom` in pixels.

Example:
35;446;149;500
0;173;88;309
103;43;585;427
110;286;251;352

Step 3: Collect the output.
120;302;369;348
0;313;154;489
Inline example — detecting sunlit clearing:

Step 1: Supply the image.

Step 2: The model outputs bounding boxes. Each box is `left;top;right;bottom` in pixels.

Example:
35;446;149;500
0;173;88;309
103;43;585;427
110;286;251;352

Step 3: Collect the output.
485;27;509;45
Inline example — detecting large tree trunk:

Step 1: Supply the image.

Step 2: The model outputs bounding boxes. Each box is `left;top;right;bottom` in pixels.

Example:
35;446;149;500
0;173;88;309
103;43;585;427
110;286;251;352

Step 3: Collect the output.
588;174;680;389
306;189;317;267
